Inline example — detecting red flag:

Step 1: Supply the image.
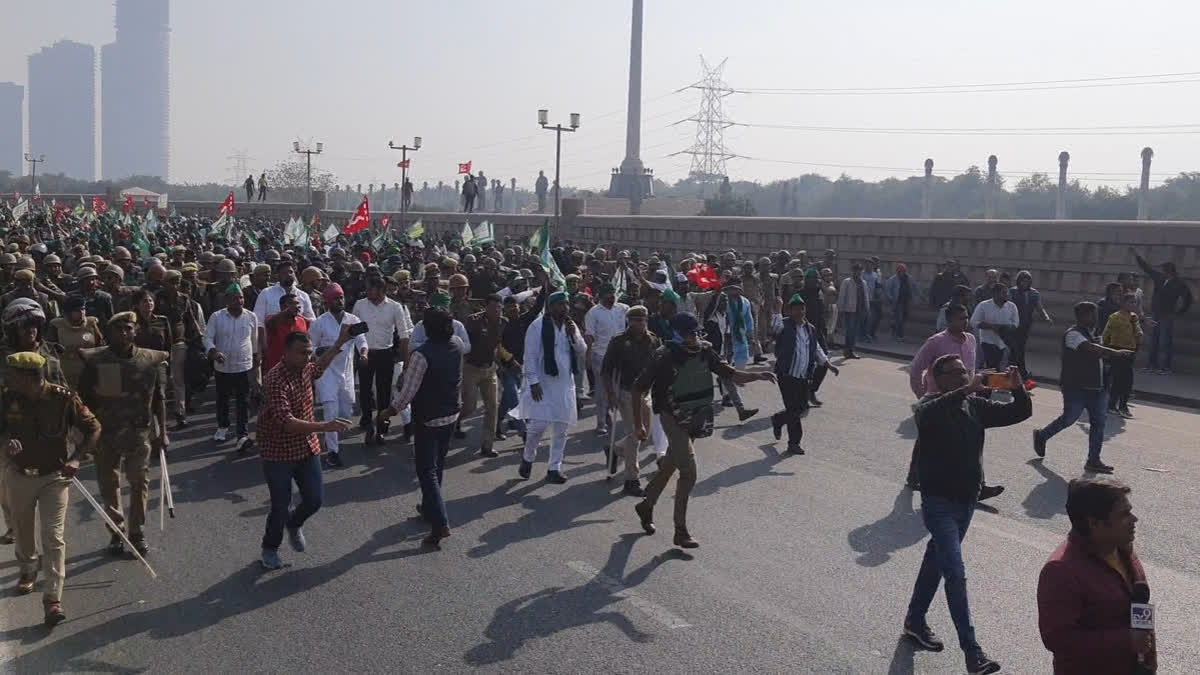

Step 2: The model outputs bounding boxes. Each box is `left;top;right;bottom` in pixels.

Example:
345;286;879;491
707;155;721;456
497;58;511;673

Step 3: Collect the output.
31;193;42;204
52;202;67;223
380;216;390;228
457;161;472;175
396;159;410;169
343;196;370;234
92;196;108;213
218;191;235;218
686;264;722;290
122;195;135;213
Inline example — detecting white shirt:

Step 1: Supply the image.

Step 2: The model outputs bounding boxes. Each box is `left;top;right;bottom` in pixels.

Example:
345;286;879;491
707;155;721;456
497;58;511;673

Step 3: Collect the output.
584;302;629;356
969;299;1019;348
310;311;367;401
203;308;259;374
351;296;413;350
253;283;315;324
409;319;471;353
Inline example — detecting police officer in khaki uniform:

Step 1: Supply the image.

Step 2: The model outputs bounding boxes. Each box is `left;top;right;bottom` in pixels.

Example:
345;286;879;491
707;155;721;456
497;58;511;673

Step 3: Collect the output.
78;311;169;557
2;351;101;627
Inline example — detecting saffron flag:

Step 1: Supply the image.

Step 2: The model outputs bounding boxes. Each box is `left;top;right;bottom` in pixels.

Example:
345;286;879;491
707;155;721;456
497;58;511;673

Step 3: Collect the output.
343;196;370;234
457;161;472;175
122;195;135;213
218;191;235;218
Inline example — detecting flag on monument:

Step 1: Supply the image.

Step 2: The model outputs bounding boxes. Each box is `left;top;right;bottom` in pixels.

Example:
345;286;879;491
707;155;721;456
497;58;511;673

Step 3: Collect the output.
460;222;474;245
218;191;235;218
122;195;135;213
322;223;340;243
343;196;370;234
457;161;472;175
472;220;494;244
157;193;168;210
11;199;28;219
406;219;424;240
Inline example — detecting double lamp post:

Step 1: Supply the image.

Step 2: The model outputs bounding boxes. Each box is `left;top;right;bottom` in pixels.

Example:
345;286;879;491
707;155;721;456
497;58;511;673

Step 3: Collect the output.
538;109;580;227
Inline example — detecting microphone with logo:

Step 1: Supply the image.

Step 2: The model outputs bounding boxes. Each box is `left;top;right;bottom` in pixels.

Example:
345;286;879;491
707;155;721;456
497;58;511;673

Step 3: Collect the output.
1130;582;1155;674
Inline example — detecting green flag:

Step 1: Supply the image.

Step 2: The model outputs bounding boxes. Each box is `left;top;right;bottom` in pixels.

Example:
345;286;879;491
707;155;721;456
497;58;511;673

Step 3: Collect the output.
460;222;474;245
128;215;150;257
528;219;548;253
323;223;340;243
406;219;424;240
539;240;566;290
472;220;493;244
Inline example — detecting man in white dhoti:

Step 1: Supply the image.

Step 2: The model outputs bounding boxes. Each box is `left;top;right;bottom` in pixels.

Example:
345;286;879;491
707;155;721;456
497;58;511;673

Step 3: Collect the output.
518;291;587;483
309;283;367;469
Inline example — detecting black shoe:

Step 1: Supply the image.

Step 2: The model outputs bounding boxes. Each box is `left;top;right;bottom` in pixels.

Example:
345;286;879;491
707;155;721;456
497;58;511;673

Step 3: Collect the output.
479;447;499;458
43;601;66;628
518;460;532;479
453;429;467;440
106;534;125;556
771;414;783;441
673;528;700;549
753;355;768;365
546;470;568;484
721;395;733;407
494;430;507;441
635;500;656;535
966;651;1001;675
1085;460;1115;475
422;526;451;548
737;408;759;422
130;535;149;557
0;529;13;545
607;446;620;475
359;417;372;430
902;620;945;652
978;484;1005;501
623;480;645;497
175;414;188;430
905;479;921;491
364;427;376;445
1032;428;1046;458
322;452;345;469
787;445;805;456
656;456;664;471
808;394;823;407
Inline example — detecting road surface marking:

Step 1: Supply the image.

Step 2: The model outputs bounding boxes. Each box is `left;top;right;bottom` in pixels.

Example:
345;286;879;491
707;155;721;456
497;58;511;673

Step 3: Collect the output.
567;560;691;629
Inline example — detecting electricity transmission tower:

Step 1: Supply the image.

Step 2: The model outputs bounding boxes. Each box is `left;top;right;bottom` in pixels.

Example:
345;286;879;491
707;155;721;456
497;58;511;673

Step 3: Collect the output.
226;149;252;185
671;56;737;195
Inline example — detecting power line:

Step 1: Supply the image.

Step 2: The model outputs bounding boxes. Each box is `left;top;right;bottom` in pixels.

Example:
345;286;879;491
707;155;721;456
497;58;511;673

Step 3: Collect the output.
731;70;1200;96
719;155;1168;184
732;121;1200;136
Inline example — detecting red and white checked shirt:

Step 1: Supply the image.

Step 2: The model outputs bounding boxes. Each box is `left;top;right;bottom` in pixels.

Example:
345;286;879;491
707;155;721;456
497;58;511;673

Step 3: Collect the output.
259;361;322;462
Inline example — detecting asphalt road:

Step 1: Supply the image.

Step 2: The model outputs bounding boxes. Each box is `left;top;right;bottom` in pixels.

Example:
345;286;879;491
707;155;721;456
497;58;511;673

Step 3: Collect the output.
1;353;1197;674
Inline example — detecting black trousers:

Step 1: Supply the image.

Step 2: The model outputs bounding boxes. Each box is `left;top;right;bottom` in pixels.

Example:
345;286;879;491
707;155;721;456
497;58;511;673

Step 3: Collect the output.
771;375;809;447
1010;326;1031;378
981;342;1006;370
358;349;396;423
215;370;250;437
809;363;828;395
1109;357;1134;407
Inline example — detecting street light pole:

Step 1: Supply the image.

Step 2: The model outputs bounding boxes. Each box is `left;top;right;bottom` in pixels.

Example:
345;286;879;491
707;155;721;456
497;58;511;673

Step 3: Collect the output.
23;153;45;196
388;136;422;232
292;141;323;217
539;109;580;228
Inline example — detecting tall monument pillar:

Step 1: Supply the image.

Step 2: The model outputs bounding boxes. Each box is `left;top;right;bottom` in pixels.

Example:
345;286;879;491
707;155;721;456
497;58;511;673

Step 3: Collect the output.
607;0;653;214
1138;147;1153;221
984;155;998;219
920;158;934;218
1056;151;1070;220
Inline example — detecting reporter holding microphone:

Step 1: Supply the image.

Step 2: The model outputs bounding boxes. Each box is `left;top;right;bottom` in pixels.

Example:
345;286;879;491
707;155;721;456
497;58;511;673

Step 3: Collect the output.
1038;478;1156;673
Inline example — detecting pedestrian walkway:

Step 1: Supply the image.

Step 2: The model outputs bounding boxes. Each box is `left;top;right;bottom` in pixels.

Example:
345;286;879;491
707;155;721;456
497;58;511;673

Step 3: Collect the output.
849;336;1200;410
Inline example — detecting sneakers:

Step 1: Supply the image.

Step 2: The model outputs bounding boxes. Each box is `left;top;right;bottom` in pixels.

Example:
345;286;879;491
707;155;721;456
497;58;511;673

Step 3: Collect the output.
623;480;645;497
752;355;768;365
546;470;568;484
1119;406;1134;419
635;500;656;535
43;601;66;628
130;534;149;557
737;408;759;422
786;445;805;456
595;427;609;436
673;528;700;549
236;436;253;453
322;452;345;469
518;460;532;479
213;427;229;443
479;447;500;459
106;533;125;556
1106;406;1120;416
1085;460;1115;475
1032;428;1046;458
808;394;823;407
287;526;307;552
902;620;945;652
175;414;189;430
771;414;783;441
966;651;1001;675
494;430;507;442
16;571;36;595
978;484;1005;501
261;548;284;570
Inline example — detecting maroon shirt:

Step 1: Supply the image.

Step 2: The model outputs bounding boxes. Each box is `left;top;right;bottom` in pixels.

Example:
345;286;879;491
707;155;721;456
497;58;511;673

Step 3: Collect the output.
258;361;321;463
1037;534;1157;674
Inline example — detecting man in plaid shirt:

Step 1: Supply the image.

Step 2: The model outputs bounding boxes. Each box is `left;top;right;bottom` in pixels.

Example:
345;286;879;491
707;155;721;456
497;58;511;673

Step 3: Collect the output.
257;327;354;570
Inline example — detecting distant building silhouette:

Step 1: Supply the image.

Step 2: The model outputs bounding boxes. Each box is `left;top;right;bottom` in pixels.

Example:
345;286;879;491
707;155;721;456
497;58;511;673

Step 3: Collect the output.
29;41;95;180
0;83;22;177
102;0;170;180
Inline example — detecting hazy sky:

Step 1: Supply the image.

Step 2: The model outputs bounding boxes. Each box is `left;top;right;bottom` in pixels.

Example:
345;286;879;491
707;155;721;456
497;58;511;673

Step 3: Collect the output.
4;0;1200;190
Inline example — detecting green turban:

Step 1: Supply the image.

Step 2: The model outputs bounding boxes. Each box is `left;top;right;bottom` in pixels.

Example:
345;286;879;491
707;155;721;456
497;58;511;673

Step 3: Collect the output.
429;292;451;308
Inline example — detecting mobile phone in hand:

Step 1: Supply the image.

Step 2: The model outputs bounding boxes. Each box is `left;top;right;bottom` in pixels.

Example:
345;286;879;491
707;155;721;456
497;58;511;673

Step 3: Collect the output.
984;372;1009;389
348;322;370;336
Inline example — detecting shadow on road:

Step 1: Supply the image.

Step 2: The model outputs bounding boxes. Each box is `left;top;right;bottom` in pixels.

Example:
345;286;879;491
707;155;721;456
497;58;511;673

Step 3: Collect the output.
1022;458;1069;520
691;444;793;498
886;635;916;675
847;488;926;567
464;533;683;666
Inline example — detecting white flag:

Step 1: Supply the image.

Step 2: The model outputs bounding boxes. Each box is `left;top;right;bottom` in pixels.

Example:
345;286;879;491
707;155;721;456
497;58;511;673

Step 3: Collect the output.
11;199;29;219
157;193;168;210
460;222;474;245
472;220;494;244
323;223;340;243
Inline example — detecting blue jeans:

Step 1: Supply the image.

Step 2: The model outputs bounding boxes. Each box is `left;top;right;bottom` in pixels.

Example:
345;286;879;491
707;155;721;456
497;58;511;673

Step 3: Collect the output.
892;302;909;338
1038;387;1107;464
842;312;863;351
866;302;882;339
498;369;526;433
261;454;324;551
413;422;454;529
1149;315;1175;370
906;495;980;655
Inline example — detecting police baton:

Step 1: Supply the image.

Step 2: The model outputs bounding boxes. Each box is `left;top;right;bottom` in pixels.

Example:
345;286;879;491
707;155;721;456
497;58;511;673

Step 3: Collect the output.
70;477;158;579
159;450;176;531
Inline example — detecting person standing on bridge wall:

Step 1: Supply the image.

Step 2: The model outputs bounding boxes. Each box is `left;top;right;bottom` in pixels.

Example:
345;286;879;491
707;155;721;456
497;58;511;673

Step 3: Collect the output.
257;173;268;201
243;175;255;203
462;176;477;213
535;171;549;213
902;355;1029;675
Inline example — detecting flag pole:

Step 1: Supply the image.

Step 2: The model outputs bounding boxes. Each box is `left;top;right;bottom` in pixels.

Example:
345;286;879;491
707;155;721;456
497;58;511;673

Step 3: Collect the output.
71;477;158;579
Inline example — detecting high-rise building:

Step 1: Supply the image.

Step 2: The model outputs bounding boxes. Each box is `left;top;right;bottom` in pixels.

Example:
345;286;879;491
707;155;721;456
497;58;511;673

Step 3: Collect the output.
0;83;22;178
102;0;170;180
28;41;96;180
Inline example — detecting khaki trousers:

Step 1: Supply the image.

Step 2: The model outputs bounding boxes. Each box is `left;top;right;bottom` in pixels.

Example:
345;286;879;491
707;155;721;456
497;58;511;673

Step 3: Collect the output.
6;468;70;602
614;389;651;480
170;342;188;416
95;435;152;537
641;411;698;529
462;362;499;450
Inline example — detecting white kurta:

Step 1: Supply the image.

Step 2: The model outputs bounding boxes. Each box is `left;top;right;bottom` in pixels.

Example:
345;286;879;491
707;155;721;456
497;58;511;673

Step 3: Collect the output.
519;314;587;425
309;311;366;402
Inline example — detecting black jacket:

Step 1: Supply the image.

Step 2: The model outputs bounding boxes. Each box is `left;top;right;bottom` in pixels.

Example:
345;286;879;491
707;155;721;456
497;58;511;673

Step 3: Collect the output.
915;387;1032;502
